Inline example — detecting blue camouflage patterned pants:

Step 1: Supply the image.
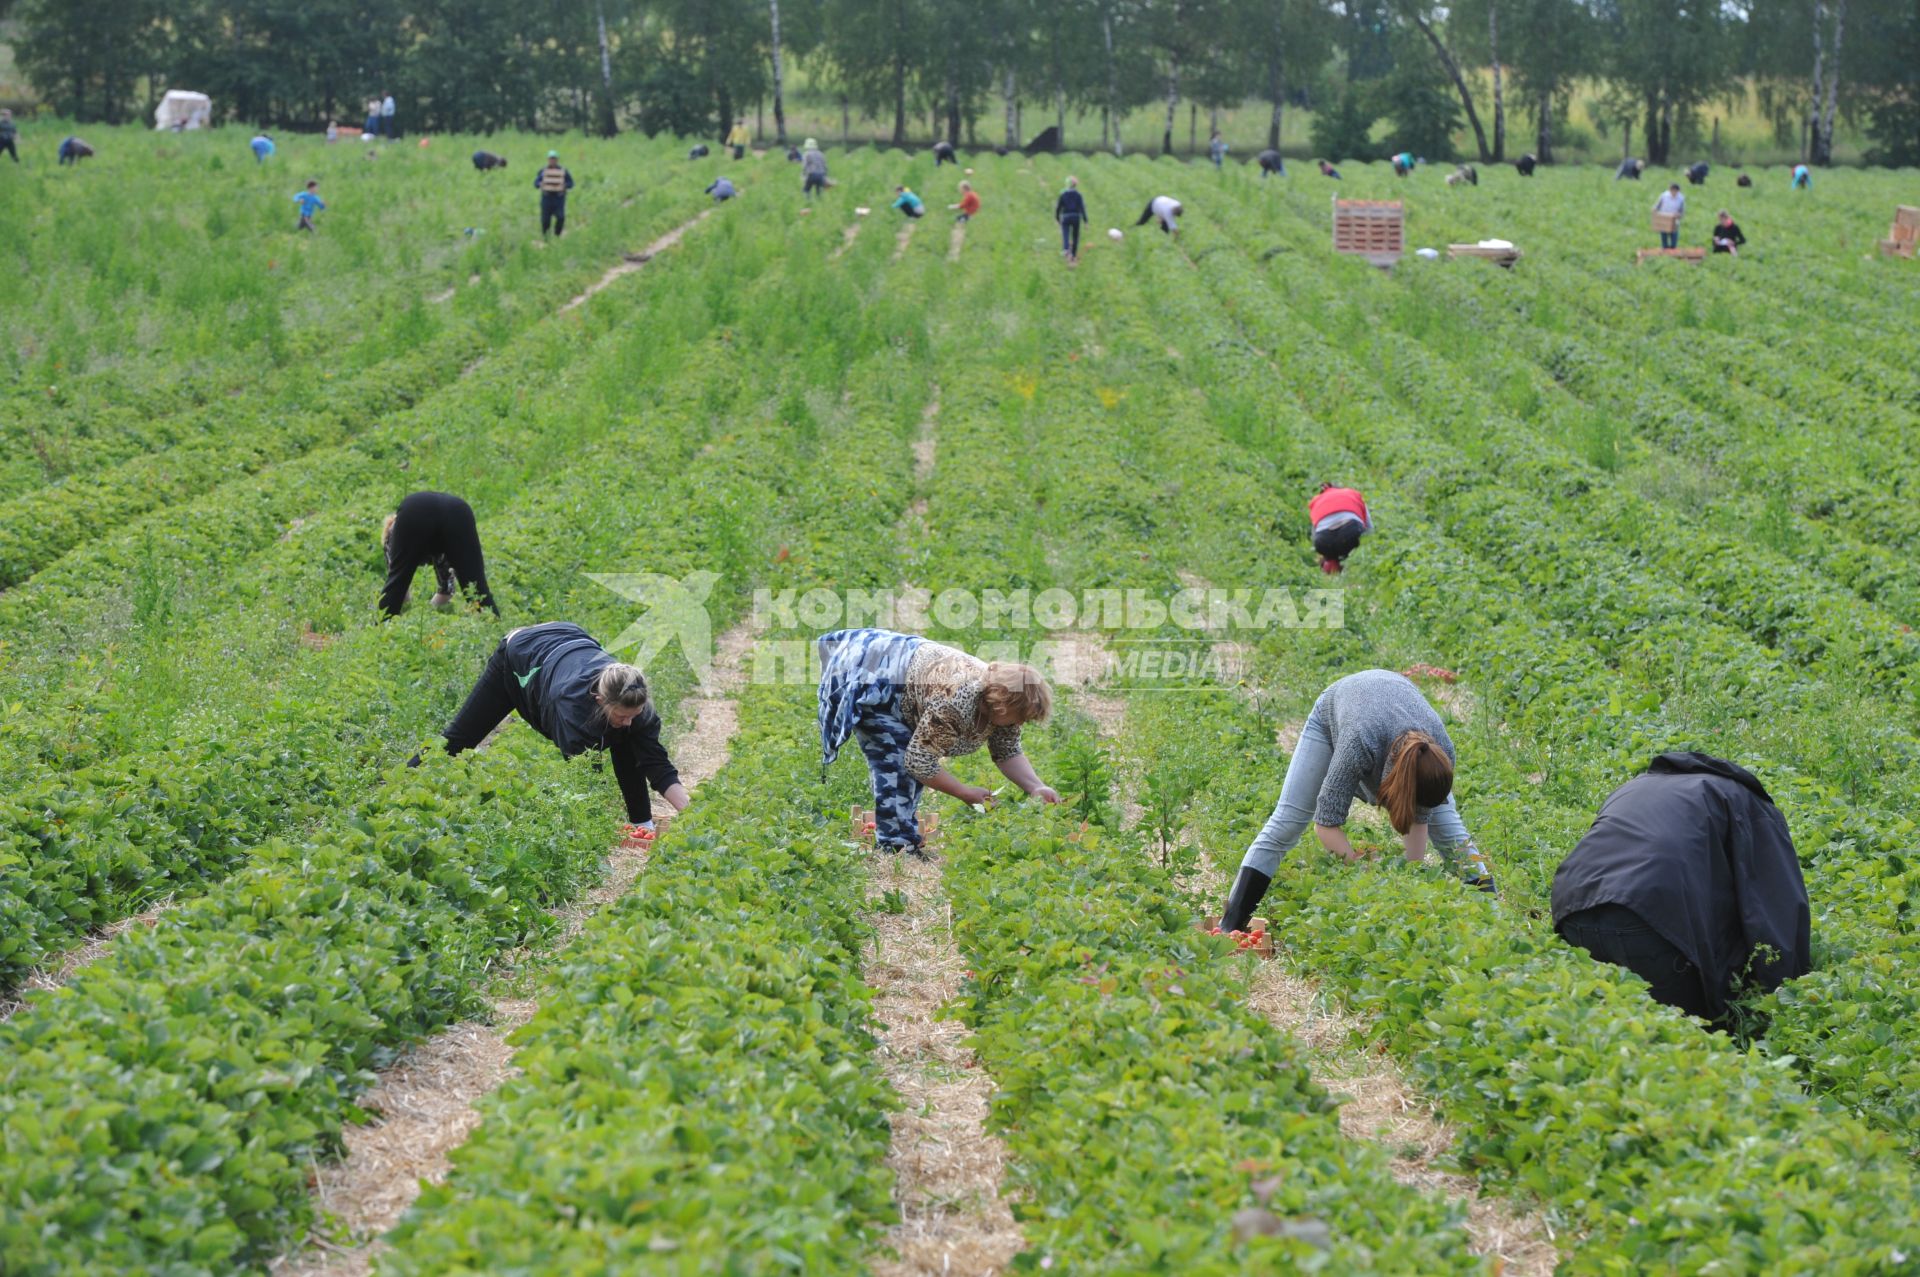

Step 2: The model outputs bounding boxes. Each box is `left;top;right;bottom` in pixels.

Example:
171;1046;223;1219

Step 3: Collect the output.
854;709;924;850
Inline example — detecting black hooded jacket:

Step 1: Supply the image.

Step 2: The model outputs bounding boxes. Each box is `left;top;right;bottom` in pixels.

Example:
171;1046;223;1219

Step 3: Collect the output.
1552;752;1810;1019
495;624;680;825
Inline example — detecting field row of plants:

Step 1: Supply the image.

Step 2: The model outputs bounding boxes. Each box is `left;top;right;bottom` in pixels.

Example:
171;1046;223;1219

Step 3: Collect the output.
1151;163;1920;1157
0;132;708;479
1026;153;1920;1264
377;169;939;1270
0;145;952;991
0;143;937;1272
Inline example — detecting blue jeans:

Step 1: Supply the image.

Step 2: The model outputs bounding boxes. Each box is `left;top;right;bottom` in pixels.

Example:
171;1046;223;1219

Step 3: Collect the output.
1660;230;1679;249
1060;217;1081;256
854;708;924;850
1238;695;1473;877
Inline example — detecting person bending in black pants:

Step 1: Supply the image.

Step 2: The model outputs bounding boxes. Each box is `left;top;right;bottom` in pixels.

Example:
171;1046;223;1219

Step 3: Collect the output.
379;491;499;617
438;622;690;838
1552;752;1809;1027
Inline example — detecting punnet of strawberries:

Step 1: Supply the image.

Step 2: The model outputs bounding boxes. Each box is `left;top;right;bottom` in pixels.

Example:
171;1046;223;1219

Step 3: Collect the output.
1207;924;1268;951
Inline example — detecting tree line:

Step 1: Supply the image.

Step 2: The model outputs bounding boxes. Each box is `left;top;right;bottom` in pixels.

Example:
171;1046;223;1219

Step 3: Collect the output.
6;0;1917;166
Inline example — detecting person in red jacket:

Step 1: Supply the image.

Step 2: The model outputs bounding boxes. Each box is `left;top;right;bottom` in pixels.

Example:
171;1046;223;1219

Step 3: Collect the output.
1309;483;1372;573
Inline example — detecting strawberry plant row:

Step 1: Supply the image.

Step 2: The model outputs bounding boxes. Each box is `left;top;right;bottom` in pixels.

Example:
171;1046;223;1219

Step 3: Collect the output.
1075;171;1920;1167
0;194;820;988
0;734;611;1275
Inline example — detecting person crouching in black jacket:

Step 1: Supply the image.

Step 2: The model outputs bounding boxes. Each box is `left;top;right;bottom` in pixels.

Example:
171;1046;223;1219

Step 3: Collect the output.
380;491;498;617
437;622;690;839
1551;752;1809;1026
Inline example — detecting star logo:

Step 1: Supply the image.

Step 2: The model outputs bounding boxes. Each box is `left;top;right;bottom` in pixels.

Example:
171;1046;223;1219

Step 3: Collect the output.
585;570;721;689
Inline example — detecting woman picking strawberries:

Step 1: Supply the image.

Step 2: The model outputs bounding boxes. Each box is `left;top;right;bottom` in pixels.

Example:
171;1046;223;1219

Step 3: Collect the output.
1219;669;1495;931
817;628;1060;856
433;622;689;841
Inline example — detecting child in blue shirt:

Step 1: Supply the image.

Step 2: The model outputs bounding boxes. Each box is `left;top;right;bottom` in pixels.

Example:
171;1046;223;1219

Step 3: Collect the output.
293;180;325;231
891;186;925;218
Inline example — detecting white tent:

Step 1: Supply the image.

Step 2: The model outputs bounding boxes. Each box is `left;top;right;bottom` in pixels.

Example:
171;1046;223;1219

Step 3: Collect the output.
154;91;213;132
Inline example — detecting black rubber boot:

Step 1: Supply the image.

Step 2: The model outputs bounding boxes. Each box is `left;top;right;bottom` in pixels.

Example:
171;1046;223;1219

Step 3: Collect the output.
1219;866;1273;933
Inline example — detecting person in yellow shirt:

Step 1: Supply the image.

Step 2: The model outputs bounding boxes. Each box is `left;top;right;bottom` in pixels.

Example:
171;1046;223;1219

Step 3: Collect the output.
727;118;751;160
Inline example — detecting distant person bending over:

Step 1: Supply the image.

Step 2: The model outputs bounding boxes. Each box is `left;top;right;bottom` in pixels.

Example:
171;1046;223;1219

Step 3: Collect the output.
1445;164;1478;187
57;137;94;166
1208;131;1228;169
949;181;980;223
1552;753;1809;1026
891;185;925;219
688;144;710;160
1218;669;1497;932
1135;194;1182;236
1515;153;1537;176
727;117;751;159
536;151;574;238
250;132;275;164
1318;159;1342;180
786;145;801;163
1615;156;1647;180
817;627;1060;856
472;150;508;173
1653;183;1686;249
932;140;957;166
1686;161;1710;186
1391;151;1418;176
801;139;829;200
1736;172;1753;188
435;622;690;840
379;490;498;617
292;179;326;232
706;176;738;202
0;109;18;164
1309;483;1372;574
1792;163;1811;189
1055;175;1087;263
1257;148;1286;179
1709;210;1746;255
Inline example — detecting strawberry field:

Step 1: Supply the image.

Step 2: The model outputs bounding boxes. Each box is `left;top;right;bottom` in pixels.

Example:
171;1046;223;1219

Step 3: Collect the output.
2;129;1918;1275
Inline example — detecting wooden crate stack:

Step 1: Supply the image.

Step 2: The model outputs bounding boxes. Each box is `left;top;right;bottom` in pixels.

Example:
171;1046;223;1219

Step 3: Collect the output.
1879;205;1918;259
1332;198;1405;269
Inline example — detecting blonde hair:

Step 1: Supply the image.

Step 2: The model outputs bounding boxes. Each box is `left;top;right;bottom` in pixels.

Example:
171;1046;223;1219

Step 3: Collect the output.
592;663;651;724
380;513;397;561
1379;731;1454;835
977;662;1052;729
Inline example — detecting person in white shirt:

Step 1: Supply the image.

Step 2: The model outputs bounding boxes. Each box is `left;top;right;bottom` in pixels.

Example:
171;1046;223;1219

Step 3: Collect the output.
1653;184;1686;249
381;92;396;139
1134;195;1183;236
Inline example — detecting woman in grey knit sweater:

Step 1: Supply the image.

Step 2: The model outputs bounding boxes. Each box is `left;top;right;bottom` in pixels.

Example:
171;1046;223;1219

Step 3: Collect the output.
1219;669;1495;930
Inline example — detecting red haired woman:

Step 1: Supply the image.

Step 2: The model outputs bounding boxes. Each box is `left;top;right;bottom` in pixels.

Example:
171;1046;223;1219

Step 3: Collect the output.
1219;669;1495;930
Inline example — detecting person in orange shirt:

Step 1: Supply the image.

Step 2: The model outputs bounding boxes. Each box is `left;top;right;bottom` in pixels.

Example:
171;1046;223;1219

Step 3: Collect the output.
949;180;981;223
1309;483;1372;573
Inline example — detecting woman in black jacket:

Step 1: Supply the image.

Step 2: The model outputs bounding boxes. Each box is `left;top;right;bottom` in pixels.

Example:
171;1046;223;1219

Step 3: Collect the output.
438;622;690;837
1710;210;1747;255
1551;752;1809;1025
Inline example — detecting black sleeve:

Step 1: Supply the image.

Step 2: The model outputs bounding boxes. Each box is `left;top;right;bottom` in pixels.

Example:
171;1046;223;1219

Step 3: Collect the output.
609;714;681;823
378;552;419;617
621;713;682;793
1730;798;1811;989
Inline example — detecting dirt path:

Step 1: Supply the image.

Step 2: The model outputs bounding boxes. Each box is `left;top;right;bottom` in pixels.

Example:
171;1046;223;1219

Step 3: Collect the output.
893;220;917;262
948;221;967;262
0;901;173;1024
269;613;763;1277
864;388;1026;1273
865;854;1023;1277
832;218;865;261
558;208;714;315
